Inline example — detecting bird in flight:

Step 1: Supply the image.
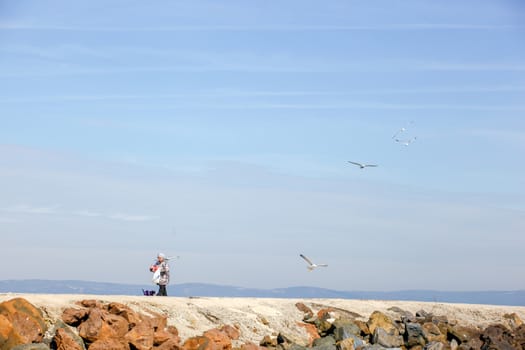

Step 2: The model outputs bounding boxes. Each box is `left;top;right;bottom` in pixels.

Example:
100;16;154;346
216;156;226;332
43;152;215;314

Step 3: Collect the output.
300;254;328;271
394;136;417;146
392;120;415;139
348;161;378;169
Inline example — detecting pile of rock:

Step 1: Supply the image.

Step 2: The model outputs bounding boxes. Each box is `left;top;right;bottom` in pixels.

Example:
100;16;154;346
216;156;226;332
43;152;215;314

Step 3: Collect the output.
0;297;241;350
1;297;525;350
272;302;525;350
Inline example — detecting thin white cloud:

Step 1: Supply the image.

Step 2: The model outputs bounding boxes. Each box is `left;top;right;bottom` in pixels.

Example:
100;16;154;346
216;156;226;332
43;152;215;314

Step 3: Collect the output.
0;22;521;32
177;102;525;112
2;85;525;103
107;213;159;222
2;60;524;79
0;44;113;61
418;62;525;72
1;205;60;215
1;205;158;222
72;210;103;218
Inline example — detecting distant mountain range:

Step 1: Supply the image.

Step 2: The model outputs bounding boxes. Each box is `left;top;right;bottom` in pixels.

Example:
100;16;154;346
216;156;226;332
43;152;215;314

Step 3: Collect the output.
1;280;524;306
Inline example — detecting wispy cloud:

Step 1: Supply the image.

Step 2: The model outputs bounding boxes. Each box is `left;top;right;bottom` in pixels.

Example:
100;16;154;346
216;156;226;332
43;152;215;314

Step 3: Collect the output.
0;44;113;61
107;213;159;222
2;61;525;79
1;22;521;32
419;62;525;72
72;210;103;218
1;205;60;215
157;102;525;112
2;43;525;77
1;205;159;222
2;85;525;104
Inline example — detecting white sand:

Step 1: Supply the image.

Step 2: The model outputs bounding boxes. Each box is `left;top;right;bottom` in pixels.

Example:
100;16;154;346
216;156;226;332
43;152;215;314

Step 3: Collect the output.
1;293;524;346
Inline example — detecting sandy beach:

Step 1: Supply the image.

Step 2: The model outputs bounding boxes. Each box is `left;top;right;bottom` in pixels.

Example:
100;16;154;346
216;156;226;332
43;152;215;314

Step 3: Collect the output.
2;293;524;345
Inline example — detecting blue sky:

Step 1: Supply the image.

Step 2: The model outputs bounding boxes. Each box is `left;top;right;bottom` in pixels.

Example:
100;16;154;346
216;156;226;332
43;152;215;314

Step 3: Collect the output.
1;0;524;291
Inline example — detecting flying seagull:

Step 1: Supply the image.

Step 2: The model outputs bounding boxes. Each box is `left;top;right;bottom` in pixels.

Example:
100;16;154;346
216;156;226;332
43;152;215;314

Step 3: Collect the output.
394;136;417;146
392;127;406;139
348;161;378;169
392;120;415;139
300;254;328;271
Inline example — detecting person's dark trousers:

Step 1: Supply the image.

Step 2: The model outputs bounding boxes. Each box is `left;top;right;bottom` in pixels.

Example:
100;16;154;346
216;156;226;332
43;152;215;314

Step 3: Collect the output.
157;284;167;296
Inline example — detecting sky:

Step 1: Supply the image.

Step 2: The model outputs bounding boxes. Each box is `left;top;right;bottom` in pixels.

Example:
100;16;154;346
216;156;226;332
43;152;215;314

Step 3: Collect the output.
0;0;524;292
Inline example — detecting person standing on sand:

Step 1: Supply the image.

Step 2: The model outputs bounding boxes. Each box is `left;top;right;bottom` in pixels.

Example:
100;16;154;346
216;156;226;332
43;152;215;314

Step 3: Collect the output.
150;253;170;296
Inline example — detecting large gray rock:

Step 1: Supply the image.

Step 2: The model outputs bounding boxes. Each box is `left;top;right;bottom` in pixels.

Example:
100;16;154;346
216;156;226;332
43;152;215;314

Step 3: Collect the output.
288;344;308;350
337;335;365;349
372;327;403;348
313;335;336;347
312;335;336;350
424;341;445;350
388;307;415;322
333;319;361;341
405;322;427;347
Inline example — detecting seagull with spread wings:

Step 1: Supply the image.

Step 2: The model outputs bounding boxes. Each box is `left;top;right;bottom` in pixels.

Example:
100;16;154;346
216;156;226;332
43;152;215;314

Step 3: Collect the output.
394;136;417;146
392;120;415;139
348;161;378;169
300;254;328;271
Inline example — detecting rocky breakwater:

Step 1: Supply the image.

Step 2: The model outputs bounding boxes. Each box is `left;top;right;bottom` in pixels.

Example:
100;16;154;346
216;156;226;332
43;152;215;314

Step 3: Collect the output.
1;297;525;350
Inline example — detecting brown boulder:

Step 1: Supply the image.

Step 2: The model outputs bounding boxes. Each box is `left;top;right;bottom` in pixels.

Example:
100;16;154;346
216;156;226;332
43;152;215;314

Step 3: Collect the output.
220;325;240;341
448;324;482;344
0;313;24;350
480;324;518;350
78;308;121;343
0;297;47;348
240;342;266;350
295;303;314;319
88;338;130;350
62;308;89;327
142;313;168;332
182;336;213;350
124;322;155;350
367;311;396;335
107;302;142;327
78;300;102;309
104;313;130;338
155;338;182;350
154;329;180;347
203;328;232;350
422;322;446;343
53;327;85;350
